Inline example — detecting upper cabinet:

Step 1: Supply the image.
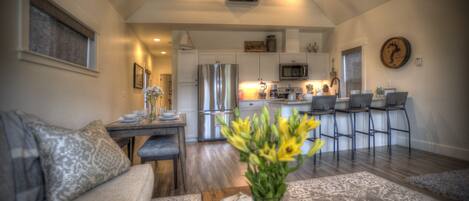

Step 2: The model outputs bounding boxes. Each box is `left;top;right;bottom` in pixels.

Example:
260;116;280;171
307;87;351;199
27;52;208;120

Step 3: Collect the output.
198;52;236;64
177;50;198;83
279;53;307;63
307;53;330;80
259;53;279;81
237;53;260;82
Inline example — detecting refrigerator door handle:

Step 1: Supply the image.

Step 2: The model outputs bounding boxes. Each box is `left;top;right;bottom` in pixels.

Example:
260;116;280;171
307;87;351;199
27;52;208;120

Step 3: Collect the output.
216;65;222;111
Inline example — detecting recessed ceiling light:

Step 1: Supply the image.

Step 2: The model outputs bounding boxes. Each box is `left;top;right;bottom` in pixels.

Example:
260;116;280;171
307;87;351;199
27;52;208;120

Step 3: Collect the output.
161;51;167;55
153;38;161;42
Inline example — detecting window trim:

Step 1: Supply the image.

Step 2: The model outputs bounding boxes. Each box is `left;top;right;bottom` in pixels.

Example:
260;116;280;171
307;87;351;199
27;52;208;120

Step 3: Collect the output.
17;0;99;77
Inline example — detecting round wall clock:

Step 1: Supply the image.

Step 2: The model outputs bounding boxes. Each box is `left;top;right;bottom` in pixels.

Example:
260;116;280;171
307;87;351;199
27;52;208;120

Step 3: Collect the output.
380;37;411;68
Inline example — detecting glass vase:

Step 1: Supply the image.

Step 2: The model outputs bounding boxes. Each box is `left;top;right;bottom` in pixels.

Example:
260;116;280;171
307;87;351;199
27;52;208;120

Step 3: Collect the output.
147;96;157;121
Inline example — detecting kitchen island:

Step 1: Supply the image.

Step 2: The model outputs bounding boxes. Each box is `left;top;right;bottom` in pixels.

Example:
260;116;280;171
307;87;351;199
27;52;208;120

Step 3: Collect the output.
263;96;409;154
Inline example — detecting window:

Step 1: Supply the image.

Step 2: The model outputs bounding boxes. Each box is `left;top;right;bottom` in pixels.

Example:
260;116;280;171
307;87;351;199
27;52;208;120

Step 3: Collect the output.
342;47;362;97
27;0;96;69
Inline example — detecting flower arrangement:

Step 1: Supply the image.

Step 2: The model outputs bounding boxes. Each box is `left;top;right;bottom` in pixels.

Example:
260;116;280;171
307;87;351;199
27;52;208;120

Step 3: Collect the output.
145;86;163;120
217;107;324;201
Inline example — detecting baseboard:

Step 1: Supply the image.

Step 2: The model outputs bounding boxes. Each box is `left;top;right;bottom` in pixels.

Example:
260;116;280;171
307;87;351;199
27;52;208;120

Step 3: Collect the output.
396;136;469;161
186;137;198;143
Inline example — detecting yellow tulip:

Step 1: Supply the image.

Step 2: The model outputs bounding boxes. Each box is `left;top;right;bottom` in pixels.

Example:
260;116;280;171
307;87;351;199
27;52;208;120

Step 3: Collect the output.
259;143;277;162
307;139;325;157
228;135;249;152
277;138;302;162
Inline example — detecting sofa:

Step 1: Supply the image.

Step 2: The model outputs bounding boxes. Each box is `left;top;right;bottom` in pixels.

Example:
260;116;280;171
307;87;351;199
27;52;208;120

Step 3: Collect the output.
0;111;154;201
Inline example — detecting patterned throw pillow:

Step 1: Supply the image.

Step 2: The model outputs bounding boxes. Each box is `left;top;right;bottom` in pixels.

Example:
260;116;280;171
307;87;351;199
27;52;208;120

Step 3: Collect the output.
28;120;130;201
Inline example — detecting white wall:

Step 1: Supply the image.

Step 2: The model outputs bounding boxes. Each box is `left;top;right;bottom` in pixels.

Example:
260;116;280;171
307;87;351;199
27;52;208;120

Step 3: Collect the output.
326;0;469;160
0;0;154;129
186;30;325;52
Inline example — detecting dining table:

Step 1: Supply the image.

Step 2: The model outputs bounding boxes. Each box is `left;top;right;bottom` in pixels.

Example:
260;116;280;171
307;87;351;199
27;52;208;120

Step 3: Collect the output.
105;113;187;171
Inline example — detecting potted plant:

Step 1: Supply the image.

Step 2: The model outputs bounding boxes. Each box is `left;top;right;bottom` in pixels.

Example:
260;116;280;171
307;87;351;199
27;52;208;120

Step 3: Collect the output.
304;84;314;101
217;107;324;201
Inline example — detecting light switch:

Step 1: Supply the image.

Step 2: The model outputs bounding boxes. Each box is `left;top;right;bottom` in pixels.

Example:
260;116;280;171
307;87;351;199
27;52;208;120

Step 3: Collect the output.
415;57;423;67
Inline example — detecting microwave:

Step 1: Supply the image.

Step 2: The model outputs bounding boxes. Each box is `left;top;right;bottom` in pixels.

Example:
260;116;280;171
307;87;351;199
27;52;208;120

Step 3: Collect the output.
279;63;309;80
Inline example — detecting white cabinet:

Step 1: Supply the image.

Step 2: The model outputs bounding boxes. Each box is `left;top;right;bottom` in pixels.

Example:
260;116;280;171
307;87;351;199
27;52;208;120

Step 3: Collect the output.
177;50;198;83
239;100;266;119
198;52;236;64
259;53;279;81
176;82;198;142
307;53;330;80
176;50;199;142
279;53;307;63
237;53;260;82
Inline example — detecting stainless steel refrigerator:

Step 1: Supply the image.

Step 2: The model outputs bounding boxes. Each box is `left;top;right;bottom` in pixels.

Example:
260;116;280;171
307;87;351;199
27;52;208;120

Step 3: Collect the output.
198;64;238;141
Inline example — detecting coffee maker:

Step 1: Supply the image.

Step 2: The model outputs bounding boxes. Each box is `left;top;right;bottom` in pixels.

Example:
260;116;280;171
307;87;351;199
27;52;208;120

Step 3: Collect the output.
269;84;278;99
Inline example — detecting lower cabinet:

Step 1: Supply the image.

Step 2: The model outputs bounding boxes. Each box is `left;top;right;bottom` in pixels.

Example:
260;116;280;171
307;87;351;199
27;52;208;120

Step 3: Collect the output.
239;100;269;118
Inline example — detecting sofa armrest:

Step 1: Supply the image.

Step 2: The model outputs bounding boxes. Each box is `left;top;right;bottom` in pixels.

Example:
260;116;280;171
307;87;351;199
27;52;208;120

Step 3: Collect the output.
74;164;154;201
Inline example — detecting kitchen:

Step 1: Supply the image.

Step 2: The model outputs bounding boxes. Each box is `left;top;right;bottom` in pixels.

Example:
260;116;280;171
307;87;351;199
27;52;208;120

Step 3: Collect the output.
175;29;408;154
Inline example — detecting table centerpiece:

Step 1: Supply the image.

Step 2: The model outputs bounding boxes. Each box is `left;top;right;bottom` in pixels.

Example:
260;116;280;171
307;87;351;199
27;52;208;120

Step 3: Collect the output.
217;107;324;201
145;85;163;120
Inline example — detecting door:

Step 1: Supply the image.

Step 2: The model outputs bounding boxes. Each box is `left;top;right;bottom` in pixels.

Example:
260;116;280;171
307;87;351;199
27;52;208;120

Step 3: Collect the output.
259;53;279;81
219;64;238;111
199;53;217;64
279;53;307;63
177;51;198;83
198;111;232;141
216;53;236;64
198;64;220;111
237;53;259;82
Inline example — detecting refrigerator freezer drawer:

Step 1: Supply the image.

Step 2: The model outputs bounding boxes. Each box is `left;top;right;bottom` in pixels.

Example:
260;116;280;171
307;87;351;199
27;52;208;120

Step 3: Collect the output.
198;111;233;141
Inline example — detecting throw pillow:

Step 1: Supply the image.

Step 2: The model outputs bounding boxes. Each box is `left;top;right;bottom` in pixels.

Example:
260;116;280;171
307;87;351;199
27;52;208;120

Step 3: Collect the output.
28;120;130;201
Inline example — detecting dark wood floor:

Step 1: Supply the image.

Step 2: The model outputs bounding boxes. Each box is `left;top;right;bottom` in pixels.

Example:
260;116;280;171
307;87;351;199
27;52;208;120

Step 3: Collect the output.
131;138;469;200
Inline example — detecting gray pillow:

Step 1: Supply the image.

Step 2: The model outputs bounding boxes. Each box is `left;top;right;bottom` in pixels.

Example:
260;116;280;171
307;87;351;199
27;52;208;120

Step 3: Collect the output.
28;120;130;201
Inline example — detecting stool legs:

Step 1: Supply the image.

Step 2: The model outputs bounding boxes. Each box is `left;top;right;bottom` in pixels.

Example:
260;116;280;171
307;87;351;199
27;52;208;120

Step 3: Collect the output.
369;111;376;156
386;110;392;155
403;109;412;155
333;113;339;161
173;157;178;189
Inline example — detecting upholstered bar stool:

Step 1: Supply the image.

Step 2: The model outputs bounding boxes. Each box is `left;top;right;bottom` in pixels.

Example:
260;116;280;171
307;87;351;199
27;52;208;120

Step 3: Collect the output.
138;135;185;190
370;92;411;156
336;94;374;160
300;95;338;163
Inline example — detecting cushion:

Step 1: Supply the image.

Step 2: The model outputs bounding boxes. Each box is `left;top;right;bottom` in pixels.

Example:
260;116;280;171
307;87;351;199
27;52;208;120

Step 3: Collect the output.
28;120;130;201
73;164;154;201
138;136;179;159
0;111;47;201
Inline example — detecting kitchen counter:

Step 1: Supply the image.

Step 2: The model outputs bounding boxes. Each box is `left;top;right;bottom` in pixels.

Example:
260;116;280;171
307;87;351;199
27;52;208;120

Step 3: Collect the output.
269;96;386;105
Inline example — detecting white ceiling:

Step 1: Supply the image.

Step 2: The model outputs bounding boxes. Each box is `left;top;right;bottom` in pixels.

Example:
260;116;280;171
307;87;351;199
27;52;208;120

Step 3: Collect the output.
109;0;391;56
312;0;390;24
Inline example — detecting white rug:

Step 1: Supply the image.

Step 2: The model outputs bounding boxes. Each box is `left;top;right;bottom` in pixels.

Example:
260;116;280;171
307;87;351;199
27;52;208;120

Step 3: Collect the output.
152;171;436;201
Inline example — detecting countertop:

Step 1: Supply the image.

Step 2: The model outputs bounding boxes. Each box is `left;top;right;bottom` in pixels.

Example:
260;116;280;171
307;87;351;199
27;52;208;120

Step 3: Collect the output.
257;96;386;105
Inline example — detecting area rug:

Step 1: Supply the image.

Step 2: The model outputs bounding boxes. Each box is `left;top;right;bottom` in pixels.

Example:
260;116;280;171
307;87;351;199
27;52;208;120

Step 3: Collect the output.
152;194;201;201
152;171;435;201
407;169;469;201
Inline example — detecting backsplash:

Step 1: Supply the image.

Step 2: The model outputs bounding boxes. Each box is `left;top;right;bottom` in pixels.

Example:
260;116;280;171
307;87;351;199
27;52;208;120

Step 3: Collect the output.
239;80;329;100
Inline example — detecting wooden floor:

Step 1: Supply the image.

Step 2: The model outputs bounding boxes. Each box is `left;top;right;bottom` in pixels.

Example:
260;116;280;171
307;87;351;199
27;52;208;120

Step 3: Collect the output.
131;139;469;200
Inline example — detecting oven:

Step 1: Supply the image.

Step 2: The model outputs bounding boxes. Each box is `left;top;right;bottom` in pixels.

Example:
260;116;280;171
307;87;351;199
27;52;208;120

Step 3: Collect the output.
279;63;309;80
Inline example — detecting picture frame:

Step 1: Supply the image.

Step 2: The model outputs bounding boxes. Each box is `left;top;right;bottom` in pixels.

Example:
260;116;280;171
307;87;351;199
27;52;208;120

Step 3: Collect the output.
133;63;144;89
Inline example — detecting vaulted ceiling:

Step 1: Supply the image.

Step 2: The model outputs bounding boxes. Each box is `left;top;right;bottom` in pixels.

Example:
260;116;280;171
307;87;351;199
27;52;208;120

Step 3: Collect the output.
108;0;391;56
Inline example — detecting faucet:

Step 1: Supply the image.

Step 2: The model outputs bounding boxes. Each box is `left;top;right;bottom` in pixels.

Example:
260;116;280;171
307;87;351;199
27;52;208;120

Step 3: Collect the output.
330;77;341;98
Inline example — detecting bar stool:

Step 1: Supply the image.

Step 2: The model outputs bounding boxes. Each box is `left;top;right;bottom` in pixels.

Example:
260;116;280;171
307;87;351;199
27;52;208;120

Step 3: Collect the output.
336;94;374;160
300;95;338;163
138;135;185;190
370;92;411;155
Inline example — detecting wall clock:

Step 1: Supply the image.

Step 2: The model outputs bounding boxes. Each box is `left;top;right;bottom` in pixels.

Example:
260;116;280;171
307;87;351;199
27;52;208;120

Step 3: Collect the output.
380;37;411;68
